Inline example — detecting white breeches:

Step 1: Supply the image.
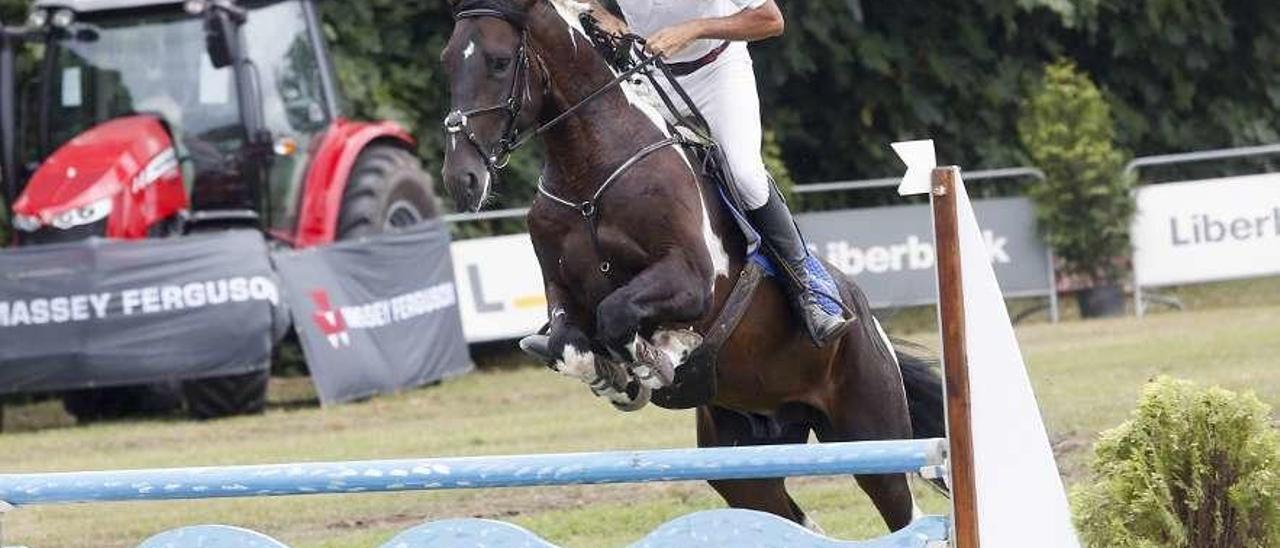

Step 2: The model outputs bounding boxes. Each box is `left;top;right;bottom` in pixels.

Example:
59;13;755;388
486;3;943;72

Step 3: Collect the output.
669;47;771;210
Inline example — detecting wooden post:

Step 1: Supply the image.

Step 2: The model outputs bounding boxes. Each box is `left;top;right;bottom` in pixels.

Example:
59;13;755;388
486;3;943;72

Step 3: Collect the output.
932;167;980;548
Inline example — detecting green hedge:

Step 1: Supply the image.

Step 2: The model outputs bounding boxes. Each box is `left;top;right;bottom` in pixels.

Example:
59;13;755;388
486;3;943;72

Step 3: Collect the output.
1073;377;1280;547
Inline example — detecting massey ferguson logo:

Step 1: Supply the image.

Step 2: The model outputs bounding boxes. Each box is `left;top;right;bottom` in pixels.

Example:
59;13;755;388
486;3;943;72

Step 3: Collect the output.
308;283;458;349
310;290;350;349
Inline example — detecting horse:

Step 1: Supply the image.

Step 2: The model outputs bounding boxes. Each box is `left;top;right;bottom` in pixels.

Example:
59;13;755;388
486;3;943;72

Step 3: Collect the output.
439;0;945;532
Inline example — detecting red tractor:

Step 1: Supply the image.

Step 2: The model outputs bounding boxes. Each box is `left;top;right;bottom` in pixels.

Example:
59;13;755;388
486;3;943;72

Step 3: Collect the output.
0;0;440;420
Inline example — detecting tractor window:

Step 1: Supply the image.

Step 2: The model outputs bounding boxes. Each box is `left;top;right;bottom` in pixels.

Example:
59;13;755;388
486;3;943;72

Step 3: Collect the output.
43;12;241;154
244;1;329;136
243;0;331;235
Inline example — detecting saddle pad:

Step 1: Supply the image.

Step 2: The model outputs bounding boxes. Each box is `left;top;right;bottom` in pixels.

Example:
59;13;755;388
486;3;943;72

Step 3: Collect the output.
713;183;779;279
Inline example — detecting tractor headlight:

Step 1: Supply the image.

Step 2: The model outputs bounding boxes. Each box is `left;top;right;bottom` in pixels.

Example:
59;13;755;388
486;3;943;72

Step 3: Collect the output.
27;9;49;28
131;148;179;192
50;8;75;28
50;197;112;230
11;214;41;232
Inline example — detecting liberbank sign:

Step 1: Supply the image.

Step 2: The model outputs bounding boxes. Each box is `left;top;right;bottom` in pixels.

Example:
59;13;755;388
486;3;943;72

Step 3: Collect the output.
798;196;1053;308
1133;173;1280;287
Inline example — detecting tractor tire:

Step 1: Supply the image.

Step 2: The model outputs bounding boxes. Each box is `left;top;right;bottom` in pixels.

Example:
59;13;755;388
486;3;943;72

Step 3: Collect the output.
55;216;186;424
178;223;270;421
337;145;440;239
181;369;269;421
62;383;184;423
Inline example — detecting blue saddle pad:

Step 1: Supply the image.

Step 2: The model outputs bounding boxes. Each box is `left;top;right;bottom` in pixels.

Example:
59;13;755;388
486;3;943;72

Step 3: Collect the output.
713;184;779;278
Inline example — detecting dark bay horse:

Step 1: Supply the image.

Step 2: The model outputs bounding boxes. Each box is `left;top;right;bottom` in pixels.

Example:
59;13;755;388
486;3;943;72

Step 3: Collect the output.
440;0;944;532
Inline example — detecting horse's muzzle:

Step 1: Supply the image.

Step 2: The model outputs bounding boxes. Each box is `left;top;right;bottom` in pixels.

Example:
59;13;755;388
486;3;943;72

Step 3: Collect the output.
447;171;484;212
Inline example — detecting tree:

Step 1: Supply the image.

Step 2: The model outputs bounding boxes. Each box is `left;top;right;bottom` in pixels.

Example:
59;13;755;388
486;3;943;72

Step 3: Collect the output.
1017;59;1133;286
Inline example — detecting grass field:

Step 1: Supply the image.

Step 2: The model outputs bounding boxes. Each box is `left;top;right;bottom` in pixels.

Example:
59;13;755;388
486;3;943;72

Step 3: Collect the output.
2;280;1279;547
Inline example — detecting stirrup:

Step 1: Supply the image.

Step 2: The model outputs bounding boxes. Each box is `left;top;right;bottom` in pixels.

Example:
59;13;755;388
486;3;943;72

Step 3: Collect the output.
801;303;853;347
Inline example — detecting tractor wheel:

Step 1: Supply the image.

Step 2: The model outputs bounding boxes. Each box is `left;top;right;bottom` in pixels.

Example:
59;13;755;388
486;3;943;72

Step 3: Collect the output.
181;369;269;421
62;383;184;423
57;216;186;424
336;145;440;239
178;222;271;421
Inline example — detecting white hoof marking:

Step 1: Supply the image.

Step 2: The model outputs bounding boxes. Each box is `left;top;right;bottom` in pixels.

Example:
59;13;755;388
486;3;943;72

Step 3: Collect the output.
650;329;702;369
554;344;596;383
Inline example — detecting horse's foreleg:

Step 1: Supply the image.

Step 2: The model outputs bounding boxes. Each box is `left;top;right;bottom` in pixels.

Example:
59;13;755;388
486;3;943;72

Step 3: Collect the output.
595;253;710;370
542;283;648;410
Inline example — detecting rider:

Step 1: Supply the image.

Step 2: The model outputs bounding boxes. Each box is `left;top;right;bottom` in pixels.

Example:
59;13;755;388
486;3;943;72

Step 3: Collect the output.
585;0;852;346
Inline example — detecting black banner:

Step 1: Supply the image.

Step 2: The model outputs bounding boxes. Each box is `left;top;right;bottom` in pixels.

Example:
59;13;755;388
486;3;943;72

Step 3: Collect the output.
0;231;281;394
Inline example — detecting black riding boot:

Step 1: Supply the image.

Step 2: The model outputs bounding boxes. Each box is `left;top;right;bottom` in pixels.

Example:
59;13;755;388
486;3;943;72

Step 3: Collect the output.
746;188;852;346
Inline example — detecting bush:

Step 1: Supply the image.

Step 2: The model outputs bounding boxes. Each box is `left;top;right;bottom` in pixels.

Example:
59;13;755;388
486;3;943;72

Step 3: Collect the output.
1073;377;1280;548
1017;60;1135;286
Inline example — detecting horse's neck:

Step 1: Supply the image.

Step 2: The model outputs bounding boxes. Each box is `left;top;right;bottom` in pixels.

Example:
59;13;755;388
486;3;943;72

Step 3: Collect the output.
528;5;664;189
527;4;748;282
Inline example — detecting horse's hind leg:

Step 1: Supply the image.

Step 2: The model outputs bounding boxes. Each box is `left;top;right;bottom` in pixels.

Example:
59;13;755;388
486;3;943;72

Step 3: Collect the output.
696;406;814;527
814;338;919;531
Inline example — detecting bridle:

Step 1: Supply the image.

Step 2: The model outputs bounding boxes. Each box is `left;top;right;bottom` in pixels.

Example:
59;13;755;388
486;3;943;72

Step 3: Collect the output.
443;8;532;173
444;8;667;180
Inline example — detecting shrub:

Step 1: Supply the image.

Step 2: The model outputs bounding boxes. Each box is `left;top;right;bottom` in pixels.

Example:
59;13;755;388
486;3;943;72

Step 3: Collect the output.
1073;377;1280;548
1017;60;1135;286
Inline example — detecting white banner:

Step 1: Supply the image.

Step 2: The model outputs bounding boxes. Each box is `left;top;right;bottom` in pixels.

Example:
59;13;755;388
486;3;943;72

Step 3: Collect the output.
1133;173;1280;287
450;234;548;343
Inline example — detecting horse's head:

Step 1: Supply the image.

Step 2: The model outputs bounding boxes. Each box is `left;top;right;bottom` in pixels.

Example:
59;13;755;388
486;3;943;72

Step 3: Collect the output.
441;0;547;212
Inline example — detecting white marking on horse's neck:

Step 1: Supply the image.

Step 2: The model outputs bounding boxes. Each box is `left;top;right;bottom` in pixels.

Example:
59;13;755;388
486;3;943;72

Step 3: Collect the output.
542;0;672;137
548;0;588;52
462;40;476;60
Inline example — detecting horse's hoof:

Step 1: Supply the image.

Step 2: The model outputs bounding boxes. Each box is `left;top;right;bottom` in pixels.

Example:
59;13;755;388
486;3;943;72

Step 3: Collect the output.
651;329;703;363
629;339;676;388
519;335;555;364
631;364;668;390
609;382;650;412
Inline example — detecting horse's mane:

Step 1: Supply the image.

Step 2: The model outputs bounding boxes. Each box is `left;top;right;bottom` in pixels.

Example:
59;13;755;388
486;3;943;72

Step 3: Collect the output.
451;0;529;26
546;0;590;16
450;0;590;27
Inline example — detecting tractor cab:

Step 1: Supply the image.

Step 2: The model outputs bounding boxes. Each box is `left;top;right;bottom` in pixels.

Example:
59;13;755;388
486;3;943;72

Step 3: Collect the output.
2;0;374;245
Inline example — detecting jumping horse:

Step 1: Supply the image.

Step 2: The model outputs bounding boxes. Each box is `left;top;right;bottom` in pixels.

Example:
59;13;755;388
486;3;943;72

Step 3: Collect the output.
440;0;945;532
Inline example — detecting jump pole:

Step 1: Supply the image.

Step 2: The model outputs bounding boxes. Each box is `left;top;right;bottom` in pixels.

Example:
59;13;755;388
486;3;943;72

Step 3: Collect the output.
931;166;980;548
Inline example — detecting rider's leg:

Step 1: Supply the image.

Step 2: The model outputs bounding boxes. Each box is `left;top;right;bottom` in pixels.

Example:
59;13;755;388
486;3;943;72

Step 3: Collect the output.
678;52;851;346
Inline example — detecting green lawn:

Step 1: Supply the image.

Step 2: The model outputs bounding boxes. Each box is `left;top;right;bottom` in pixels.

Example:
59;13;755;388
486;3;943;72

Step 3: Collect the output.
2;299;1279;547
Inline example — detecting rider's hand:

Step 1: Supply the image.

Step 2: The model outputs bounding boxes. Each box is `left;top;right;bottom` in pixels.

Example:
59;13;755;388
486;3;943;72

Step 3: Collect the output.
647;21;705;58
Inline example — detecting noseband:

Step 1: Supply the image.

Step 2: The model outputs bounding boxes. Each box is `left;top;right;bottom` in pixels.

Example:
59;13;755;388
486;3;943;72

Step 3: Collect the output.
444;9;532;173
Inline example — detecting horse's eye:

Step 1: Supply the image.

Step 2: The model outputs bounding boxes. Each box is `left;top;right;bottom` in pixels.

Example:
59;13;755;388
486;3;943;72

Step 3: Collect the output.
488;57;513;74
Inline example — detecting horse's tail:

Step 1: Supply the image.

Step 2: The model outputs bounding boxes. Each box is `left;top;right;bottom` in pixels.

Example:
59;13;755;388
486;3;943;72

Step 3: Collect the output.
895;347;946;440
895;345;950;496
